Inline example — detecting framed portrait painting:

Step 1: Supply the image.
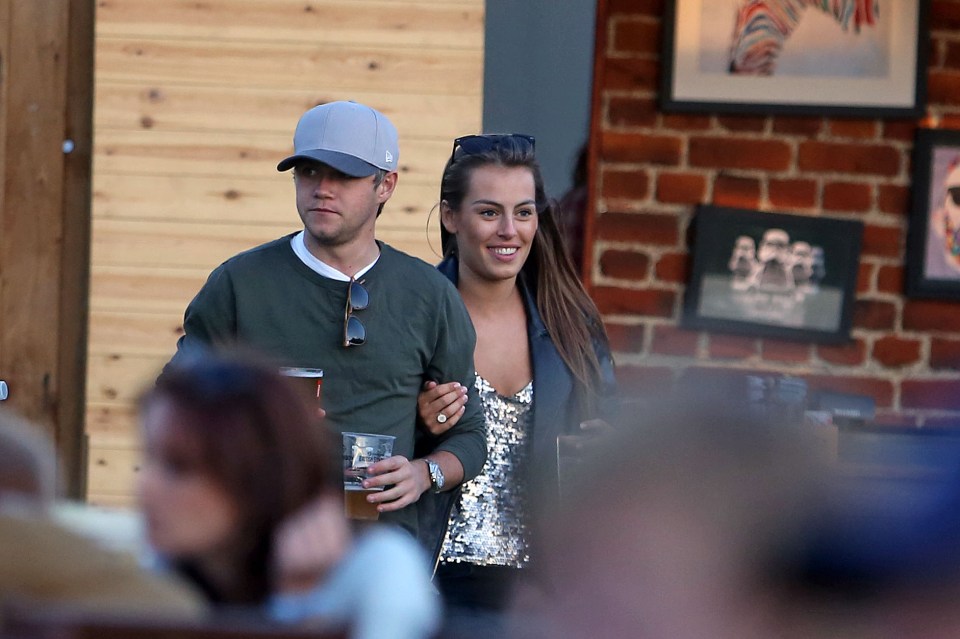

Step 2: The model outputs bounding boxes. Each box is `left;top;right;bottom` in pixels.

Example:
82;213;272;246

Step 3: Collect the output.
660;0;928;117
682;206;863;343
906;129;960;300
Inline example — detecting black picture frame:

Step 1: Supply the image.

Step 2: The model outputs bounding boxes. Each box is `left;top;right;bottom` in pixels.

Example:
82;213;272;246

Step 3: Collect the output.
660;0;929;118
906;129;960;300
682;206;863;343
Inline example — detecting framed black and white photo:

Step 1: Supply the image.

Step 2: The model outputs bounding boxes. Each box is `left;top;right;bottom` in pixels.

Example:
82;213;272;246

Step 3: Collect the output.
682;206;863;343
660;0;928;117
906;129;960;301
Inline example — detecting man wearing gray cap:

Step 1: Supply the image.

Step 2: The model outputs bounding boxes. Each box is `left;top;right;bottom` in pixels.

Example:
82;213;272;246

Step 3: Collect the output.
169;101;486;548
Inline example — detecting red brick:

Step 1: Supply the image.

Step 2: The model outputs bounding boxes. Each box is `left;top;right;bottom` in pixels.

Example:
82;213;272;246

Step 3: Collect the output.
599;249;650;280
804;375;894;408
602;57;659;92
603;168;650;201
817;339;867;366
593;286;676;317
773;117;823;136
902;380;960;411
608;96;658;128
768;179;817;209
872;336;922;368
877;266;904;294
708;334;757;360
904;300;960;332
861;224;902;259
928;71;960;107
596;212;680;245
654;252;689;283
661;113;712;131
877;185;909;216
945;41;960;70
611;18;660;55
932;1;960;32
822;181;872;213
651;325;699;356
761;339;811;364
853;300;896;330
931;337;960;370
827;120;877;139
656;172;706;204
600;132;683;165
716;115;767;132
608;0;663;15
856;262;873;294
713;175;761;209
689;137;792;171
882;120;916;142
605;322;647;353
797;141;901;176
616;365;676;399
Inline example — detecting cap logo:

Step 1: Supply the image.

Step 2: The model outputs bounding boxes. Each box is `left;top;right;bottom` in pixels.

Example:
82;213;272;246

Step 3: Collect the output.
385;150;394;164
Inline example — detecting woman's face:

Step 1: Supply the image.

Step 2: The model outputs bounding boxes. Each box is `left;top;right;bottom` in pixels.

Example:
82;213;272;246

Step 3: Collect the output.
442;164;538;284
137;397;240;559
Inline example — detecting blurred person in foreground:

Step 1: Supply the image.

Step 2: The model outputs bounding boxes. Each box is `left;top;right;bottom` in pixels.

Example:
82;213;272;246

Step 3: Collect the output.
509;388;960;639
416;134;617;617
138;354;438;639
0;408;202;622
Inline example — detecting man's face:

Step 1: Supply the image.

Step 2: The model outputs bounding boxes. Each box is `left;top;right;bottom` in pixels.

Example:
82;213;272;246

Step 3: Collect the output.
758;230;790;264
294;162;396;251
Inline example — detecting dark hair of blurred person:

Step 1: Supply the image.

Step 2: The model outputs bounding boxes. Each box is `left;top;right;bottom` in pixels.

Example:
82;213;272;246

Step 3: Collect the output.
138;354;338;606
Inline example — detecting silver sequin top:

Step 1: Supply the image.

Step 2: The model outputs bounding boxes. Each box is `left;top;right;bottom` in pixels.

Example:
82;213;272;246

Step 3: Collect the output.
440;375;533;568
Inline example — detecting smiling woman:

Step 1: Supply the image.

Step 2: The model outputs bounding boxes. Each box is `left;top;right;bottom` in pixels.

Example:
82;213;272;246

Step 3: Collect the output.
415;134;618;622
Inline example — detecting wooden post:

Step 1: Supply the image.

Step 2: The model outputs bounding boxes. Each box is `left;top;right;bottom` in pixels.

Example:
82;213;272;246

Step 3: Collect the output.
0;0;93;497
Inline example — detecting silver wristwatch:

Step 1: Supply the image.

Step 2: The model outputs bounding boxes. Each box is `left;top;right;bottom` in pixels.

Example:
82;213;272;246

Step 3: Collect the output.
424;458;445;493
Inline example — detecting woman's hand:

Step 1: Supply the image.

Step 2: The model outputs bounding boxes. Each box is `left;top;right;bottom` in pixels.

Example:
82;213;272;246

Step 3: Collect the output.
417;380;468;435
272;494;351;594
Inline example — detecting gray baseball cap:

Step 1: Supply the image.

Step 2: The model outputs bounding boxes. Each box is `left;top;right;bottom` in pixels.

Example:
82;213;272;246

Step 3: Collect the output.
277;101;399;177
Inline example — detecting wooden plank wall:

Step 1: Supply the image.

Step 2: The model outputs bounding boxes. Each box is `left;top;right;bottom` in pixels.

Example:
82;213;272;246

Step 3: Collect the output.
86;0;485;505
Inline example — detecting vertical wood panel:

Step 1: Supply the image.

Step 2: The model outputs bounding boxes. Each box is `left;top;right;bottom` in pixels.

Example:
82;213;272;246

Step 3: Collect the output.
0;0;91;495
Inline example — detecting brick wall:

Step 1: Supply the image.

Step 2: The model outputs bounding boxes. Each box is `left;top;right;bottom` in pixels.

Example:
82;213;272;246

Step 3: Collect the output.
587;0;960;426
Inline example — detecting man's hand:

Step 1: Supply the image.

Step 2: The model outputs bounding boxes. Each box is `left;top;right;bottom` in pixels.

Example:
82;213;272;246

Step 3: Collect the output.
362;455;431;513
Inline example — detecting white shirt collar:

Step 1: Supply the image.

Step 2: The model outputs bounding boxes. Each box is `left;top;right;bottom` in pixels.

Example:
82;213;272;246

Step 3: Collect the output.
291;231;379;281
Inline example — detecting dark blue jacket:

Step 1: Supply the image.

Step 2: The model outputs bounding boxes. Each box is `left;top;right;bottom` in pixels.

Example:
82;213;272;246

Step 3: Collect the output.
417;256;618;568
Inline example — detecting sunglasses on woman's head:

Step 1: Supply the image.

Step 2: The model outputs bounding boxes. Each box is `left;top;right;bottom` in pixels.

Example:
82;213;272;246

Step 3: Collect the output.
450;134;536;163
343;277;368;348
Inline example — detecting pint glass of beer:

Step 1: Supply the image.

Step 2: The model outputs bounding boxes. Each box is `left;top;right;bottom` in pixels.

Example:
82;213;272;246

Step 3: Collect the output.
279;367;324;410
342;432;395;521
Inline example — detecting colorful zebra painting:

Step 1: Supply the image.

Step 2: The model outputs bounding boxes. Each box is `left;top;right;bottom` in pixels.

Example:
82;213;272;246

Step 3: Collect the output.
729;0;880;75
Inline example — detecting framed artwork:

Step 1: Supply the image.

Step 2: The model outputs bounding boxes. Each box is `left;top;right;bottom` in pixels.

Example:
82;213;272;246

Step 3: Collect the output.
660;0;929;117
682;206;863;343
906;129;960;300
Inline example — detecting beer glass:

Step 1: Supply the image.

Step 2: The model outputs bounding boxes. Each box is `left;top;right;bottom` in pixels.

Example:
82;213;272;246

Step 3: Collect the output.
342;432;395;520
279;367;324;410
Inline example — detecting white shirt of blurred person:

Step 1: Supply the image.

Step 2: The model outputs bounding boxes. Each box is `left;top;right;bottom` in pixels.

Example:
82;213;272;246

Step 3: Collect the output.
0;408;202;621
138;356;438;639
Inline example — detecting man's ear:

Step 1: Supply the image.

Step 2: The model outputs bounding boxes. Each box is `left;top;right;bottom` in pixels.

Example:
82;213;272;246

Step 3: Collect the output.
376;172;398;203
440;200;457;234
